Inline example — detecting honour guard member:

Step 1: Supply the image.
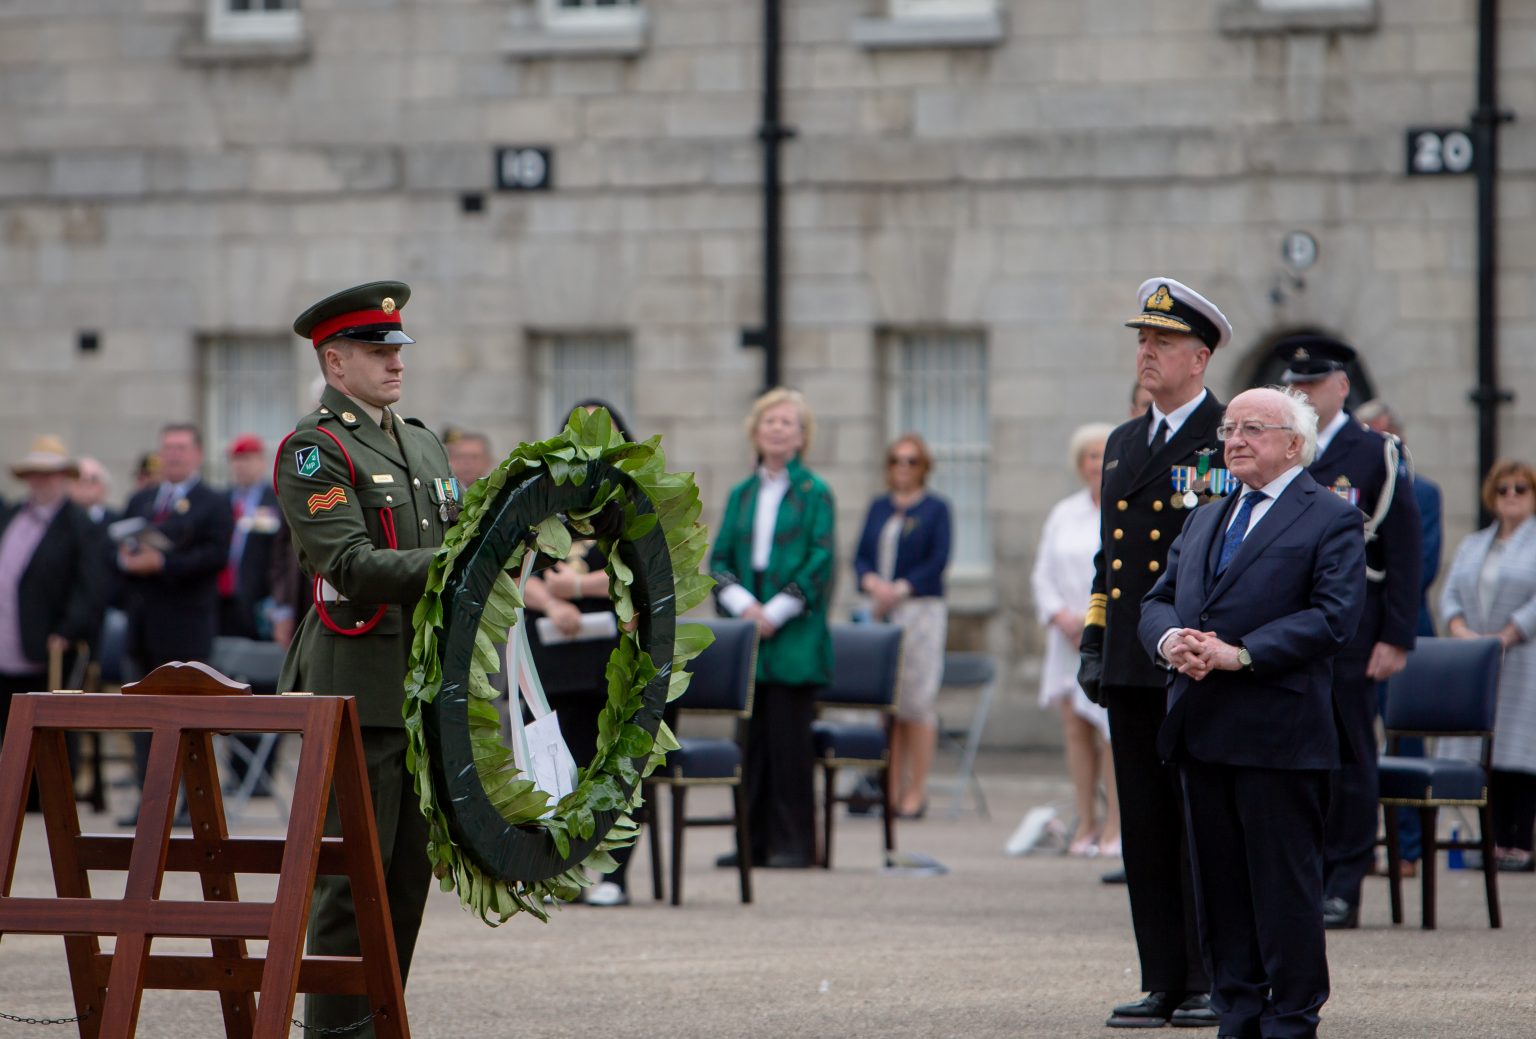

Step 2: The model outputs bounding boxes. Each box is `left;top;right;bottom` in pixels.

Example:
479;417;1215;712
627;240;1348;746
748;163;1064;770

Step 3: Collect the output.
276;281;460;1036
1276;335;1421;929
1078;278;1232;1029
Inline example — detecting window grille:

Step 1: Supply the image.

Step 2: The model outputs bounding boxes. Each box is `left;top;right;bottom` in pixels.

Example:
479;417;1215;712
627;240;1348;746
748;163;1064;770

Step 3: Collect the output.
535;333;634;439
199;334;300;484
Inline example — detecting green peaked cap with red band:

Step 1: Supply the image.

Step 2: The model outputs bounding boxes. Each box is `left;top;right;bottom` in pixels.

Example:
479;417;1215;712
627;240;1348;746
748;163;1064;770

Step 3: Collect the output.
293;280;415;347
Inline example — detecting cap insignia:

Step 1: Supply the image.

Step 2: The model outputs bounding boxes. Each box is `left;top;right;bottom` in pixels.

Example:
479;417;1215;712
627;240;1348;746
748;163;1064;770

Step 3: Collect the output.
381;297;396;315
341;411;357;423
1146;285;1175;312
1292;347;1310;362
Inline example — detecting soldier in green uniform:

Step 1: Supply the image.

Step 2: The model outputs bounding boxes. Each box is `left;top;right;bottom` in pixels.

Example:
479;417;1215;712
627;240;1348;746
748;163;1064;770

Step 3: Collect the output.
275;281;459;1036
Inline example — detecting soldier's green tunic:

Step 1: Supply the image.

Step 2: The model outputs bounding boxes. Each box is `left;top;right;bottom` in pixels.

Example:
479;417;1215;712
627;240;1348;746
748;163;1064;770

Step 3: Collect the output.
274;383;456;1037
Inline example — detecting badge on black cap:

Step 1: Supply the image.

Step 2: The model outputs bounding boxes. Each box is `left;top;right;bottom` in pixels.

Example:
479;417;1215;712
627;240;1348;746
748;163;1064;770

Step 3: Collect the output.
1124;277;1232;352
1273;333;1355;384
294;281;416;348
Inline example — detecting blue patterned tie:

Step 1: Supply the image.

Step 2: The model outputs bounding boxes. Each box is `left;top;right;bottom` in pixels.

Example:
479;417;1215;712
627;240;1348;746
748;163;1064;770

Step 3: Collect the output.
1216;490;1267;575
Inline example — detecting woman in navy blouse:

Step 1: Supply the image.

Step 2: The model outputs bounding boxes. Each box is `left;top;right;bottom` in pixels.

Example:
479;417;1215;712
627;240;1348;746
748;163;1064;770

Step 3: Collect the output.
854;434;952;818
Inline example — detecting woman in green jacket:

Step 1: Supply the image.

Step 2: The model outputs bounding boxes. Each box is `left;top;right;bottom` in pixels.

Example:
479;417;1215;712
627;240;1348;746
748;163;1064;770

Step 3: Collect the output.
710;388;835;868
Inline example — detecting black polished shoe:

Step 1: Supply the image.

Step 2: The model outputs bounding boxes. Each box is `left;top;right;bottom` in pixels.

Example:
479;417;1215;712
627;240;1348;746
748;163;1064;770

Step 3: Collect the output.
1322;896;1359;929
1170;992;1218;1027
1101;866;1128;885
715;851;749;869
1107;991;1180;1028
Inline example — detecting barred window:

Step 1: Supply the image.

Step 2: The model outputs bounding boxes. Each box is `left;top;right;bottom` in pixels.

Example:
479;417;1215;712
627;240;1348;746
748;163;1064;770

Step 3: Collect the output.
542;0;644;29
534;333;634;439
884;331;990;571
206;0;303;42
199;334;301;484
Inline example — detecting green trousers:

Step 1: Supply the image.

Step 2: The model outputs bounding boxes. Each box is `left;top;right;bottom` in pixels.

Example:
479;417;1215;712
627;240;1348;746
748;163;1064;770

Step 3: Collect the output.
304;728;433;1038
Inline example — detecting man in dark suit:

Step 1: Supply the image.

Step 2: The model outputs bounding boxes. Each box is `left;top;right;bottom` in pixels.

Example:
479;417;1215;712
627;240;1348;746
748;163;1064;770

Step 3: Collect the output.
117;423;234;820
0;437;110;797
1079;277;1235;1029
218;434;284;640
1140;386;1366;1039
1275;337;1422;928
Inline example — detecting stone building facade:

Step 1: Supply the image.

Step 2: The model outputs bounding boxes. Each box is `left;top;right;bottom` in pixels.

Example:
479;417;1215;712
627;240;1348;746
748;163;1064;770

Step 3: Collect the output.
2;0;1532;742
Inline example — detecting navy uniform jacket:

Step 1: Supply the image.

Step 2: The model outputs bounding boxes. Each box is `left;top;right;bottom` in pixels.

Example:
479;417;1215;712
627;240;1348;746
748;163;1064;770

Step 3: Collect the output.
121;479;235;668
1138;470;1366;770
1307;416;1421;656
1080;392;1229;695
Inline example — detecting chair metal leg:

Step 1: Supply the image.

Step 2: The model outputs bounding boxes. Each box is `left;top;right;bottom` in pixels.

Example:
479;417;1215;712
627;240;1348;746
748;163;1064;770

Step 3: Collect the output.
669;784;687;907
946;681;994;820
1383;804;1404;925
821;763;837;869
1479;802;1501;928
880;764;895;857
1418;806;1438;930
733;780;753;904
646;784;664;901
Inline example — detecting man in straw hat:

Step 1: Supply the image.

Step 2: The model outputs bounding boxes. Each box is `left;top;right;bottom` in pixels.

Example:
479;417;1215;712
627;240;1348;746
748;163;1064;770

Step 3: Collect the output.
0;436;110;806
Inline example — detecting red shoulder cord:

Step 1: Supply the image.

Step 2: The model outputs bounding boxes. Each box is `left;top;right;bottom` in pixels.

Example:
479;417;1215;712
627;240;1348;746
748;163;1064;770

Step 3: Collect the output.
274;425;395;637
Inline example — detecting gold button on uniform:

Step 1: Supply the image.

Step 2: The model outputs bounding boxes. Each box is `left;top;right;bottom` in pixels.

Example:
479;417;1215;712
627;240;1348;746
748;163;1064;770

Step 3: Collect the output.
1117;500;1128;512
1149;561;1160;572
1112;559;1122;571
1150;530;1161;541
1153;500;1164;512
413;478;421;488
1111;588;1122;600
421;518;429;529
1113;528;1124;540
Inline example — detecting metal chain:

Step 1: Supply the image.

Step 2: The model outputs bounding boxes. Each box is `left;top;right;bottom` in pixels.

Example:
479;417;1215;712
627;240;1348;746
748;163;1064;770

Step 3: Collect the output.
0;1007;91;1026
289;1008;381;1036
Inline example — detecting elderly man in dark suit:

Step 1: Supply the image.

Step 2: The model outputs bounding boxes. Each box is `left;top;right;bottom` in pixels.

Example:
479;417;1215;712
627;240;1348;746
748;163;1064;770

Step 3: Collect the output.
1140;387;1366;1039
117;423;233;822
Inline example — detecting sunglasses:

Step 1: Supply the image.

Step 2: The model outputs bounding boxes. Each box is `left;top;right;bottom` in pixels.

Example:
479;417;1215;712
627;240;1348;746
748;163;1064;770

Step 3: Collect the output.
1496;484;1532;497
887;456;921;467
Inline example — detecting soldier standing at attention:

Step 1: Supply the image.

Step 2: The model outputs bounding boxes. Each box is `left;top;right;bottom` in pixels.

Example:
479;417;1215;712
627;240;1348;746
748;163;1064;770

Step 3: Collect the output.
1275;335;1421;929
1078;278;1232;1030
276;281;460;1036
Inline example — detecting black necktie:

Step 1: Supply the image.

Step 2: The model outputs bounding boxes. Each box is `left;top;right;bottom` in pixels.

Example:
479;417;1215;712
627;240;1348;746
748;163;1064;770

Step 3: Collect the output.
1150;418;1169;448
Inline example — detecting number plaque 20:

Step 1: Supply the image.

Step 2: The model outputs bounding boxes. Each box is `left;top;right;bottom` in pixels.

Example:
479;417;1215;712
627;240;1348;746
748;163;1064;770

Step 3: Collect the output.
1406;128;1476;177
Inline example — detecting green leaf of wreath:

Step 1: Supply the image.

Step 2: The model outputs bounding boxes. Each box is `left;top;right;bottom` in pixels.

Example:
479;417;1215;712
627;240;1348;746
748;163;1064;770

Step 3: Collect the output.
403;407;714;924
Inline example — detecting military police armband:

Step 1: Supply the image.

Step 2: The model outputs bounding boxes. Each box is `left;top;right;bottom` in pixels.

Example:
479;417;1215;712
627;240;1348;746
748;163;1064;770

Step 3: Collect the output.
1085;592;1108;629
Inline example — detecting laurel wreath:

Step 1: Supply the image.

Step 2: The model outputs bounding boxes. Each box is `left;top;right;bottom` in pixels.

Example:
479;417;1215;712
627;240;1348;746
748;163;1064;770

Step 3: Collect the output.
402;407;714;923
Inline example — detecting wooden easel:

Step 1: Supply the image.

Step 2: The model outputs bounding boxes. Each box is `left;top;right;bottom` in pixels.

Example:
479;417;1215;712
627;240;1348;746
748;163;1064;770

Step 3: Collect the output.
0;661;409;1038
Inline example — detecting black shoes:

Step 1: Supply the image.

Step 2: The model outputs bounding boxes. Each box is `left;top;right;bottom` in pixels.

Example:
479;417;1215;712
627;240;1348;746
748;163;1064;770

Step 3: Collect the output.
1101;866;1128;885
1322;896;1359;929
715;851;812;869
1107;991;1216;1028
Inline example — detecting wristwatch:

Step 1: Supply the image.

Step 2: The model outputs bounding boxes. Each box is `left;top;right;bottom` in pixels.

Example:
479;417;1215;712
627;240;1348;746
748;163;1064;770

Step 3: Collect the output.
1236;645;1253;670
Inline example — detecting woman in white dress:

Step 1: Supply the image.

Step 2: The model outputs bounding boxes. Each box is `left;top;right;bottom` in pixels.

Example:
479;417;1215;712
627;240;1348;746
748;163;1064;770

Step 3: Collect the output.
1031;423;1119;856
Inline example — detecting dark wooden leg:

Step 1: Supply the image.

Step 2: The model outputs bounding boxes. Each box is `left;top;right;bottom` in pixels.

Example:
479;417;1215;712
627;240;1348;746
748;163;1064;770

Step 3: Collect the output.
821;764;837;869
645;784;664;902
1479;802;1501;928
881;763;895;858
669;785;687;907
733;780;752;904
1383;803;1404;925
1418;807;1438;930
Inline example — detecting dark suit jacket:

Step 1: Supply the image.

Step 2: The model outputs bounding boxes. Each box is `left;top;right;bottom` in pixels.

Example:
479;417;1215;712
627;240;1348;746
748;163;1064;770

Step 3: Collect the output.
1138;470;1366;771
1082;391;1228;692
0;500;110;669
222;484;283;639
1308;417;1421;655
121;478;234;668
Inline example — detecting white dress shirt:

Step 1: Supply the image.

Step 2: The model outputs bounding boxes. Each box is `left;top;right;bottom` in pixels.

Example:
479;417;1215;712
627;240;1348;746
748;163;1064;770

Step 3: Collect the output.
1314;409;1349;460
1148;388;1208;445
716;466;805;628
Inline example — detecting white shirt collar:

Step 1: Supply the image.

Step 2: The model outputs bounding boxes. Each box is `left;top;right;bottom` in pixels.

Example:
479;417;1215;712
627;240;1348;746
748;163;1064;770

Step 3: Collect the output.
1245;463;1306;500
1314;410;1350;457
1150;388;1208;439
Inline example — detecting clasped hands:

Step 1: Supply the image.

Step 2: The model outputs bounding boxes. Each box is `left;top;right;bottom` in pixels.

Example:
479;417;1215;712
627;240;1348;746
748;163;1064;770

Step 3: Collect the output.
1163;629;1242;681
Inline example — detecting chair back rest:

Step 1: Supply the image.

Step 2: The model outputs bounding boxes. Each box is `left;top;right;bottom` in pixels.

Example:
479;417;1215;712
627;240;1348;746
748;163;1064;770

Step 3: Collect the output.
941;651;995;689
95;607;129;686
210;636;288;695
1383;636;1503;735
822;623;903;709
679;617;757;715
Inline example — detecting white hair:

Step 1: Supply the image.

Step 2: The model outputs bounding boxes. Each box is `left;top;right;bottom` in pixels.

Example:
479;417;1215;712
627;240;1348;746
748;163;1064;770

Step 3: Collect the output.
1067;422;1113;471
1272;386;1320;466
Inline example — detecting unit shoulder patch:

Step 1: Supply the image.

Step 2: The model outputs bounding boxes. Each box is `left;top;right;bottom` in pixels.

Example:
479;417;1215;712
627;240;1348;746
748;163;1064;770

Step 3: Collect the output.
295;445;322;479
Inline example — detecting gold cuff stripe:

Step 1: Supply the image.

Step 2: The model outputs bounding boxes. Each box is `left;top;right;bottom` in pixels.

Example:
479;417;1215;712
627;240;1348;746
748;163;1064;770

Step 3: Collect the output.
1085;594;1108;628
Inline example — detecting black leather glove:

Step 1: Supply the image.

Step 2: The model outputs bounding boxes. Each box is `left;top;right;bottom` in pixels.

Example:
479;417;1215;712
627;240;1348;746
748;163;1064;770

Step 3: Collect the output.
1078;624;1105;706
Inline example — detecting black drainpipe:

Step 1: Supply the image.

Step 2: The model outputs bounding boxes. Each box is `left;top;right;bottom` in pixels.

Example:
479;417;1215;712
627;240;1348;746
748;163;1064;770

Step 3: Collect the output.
741;0;794;392
1471;0;1515;522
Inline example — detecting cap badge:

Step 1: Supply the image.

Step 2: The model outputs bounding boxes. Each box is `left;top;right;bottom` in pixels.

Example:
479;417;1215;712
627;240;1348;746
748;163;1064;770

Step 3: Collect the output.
1292;347;1310;362
381;297;396;315
1146;285;1175;312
